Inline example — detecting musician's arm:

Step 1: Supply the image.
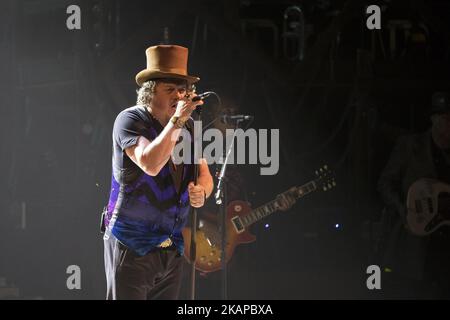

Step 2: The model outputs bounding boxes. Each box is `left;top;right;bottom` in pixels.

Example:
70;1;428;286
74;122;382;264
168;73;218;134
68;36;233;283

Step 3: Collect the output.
188;158;213;208
197;158;214;198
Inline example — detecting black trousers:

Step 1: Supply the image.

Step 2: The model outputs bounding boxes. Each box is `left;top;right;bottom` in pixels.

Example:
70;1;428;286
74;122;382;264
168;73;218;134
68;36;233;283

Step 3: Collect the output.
104;231;184;300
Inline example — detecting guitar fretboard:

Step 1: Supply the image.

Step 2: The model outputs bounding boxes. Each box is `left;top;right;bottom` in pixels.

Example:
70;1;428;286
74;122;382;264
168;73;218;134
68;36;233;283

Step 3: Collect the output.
240;180;317;227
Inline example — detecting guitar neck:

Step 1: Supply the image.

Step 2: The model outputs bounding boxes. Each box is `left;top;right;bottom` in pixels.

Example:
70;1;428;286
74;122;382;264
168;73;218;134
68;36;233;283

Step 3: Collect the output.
241;180;318;228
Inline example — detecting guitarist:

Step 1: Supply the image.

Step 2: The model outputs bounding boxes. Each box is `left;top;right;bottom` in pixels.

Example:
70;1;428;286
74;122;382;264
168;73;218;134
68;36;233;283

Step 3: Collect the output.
378;92;450;298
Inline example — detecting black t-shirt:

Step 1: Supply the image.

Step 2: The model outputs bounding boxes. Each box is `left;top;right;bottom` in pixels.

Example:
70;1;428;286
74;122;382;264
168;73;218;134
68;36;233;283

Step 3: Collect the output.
112;105;188;191
106;105;195;256
112;105;158;185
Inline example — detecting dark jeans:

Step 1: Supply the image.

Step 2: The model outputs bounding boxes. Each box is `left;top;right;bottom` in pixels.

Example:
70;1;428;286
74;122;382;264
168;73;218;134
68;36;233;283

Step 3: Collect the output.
104;231;184;300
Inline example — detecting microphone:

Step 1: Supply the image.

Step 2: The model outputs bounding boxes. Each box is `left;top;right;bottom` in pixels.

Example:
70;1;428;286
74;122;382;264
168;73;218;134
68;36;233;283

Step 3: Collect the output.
192;91;214;102
220;114;254;124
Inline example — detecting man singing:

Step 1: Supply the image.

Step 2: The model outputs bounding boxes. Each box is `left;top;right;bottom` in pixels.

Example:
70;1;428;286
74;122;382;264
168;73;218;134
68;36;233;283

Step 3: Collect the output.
102;45;213;300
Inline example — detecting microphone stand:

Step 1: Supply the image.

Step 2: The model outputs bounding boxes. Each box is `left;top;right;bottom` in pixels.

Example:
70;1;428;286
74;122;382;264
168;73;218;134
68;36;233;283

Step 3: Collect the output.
215;119;244;300
189;106;202;300
187;90;223;299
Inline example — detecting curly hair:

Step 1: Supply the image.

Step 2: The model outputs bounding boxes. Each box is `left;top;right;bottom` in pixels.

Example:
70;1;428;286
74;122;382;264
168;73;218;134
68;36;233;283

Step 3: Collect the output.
136;80;157;106
136;78;194;106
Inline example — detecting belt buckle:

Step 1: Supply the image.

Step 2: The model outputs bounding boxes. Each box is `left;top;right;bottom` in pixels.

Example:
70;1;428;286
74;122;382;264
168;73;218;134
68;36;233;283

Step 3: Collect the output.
159;238;173;248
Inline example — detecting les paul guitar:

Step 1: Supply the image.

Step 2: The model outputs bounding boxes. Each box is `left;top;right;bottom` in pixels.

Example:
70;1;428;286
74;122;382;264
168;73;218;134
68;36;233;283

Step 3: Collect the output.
406;178;450;236
182;165;336;273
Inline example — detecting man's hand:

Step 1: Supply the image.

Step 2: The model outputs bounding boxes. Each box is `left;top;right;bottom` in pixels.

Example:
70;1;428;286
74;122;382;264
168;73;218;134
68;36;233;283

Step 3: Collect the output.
188;182;206;208
174;93;204;121
276;187;297;211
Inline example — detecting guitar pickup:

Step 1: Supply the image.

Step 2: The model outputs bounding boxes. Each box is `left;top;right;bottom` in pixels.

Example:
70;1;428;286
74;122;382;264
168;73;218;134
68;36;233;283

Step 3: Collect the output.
231;216;245;234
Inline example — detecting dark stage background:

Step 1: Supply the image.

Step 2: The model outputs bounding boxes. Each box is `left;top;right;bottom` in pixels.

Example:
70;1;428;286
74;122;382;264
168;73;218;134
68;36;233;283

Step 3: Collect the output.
0;0;449;299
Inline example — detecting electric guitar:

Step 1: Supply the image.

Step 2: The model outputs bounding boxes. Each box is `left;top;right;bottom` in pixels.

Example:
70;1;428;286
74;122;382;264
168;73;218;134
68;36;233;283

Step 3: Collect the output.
182;165;336;273
406;178;450;236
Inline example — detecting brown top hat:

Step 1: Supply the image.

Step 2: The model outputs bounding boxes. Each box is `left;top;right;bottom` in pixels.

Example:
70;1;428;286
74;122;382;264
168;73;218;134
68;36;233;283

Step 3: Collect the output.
135;45;200;86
